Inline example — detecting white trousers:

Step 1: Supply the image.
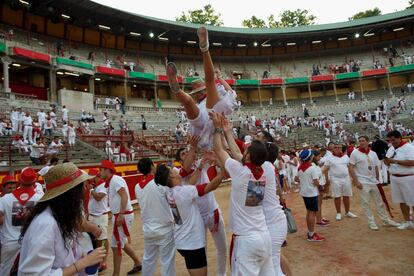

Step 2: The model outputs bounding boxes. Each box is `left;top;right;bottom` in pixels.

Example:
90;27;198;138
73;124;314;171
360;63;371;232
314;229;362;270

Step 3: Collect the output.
0;241;20;275
68;135;76;146
11;119;18;132
379;160;388;184
359;183;390;225
120;153;127;162
23;126;33;144
142;230;176;276
267;214;287;276
203;210;227;276
231;231;274;276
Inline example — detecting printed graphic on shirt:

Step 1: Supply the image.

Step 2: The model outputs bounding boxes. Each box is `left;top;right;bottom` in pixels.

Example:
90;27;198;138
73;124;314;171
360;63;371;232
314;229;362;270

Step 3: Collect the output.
167;196;182;225
245;180;265;207
12;201;35;226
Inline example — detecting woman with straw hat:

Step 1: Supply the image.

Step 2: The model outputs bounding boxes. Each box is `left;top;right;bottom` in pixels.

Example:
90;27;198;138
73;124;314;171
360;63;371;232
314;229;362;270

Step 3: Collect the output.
18;162;106;275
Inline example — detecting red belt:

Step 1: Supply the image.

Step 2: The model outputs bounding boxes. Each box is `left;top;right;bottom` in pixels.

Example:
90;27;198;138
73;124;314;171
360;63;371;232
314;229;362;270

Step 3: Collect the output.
211;208;220;233
391;174;414;177
113;210;133;256
229;233;238;270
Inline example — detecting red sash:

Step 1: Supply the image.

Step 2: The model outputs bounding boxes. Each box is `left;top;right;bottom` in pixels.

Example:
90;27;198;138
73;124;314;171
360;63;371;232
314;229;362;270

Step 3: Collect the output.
12;187;36;206
138;175;154;189
104;174;114;189
210;208;220;233
358;147;370;155
376;184;394;218
113;210;133;256
394;141;406;149
333;152;344;158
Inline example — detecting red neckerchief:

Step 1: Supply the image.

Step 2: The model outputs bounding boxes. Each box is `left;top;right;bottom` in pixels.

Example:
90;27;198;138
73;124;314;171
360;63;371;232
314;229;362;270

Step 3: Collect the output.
245;163;264;180
395;141;406;150
298;161;312;172
358;147;370;155
104;174;114;188
333;152;344;158
138;174;154;189
12;187;36;206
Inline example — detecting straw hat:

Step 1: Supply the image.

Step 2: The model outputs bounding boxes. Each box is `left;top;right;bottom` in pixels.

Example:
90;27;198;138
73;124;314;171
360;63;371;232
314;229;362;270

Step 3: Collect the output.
39;162;93;202
188;78;206;95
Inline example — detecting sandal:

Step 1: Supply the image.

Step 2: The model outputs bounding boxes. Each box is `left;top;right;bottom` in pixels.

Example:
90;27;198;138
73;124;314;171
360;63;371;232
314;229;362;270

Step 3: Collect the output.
197;27;209;52
127;265;142;275
166;62;180;93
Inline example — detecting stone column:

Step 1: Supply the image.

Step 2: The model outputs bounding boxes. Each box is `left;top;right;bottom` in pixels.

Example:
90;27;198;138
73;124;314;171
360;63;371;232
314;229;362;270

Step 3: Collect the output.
89;77;95;95
49;69;57;102
282;85;287;106
307;82;313;104
1;57;11;93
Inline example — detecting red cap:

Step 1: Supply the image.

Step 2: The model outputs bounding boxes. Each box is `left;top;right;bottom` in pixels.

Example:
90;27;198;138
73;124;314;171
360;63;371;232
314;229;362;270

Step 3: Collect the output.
19;167;38;184
88;168;100;177
1;175;17;186
100;160;116;173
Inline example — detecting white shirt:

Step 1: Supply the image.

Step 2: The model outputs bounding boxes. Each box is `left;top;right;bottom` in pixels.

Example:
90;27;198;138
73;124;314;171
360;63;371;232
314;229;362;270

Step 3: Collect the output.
386;143;414;174
47;141;62;154
194;166;219;218
30;143;42;158
298;164;320;197
44;119;53;130
325;154;350;179
38;165;53;176
349;149;380;185
0;190;42;244
166;185;205;250
19;207;86;276
68;126;76;137
37;111;46;122
107;175;133;214
23;116;32;126
88;182;109;216
225;158;268;236
262;161;284;225
62;108;68;119
135;177;173;238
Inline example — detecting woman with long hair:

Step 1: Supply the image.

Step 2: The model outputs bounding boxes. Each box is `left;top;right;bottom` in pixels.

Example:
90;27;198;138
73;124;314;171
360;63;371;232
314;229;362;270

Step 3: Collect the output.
19;162;106;275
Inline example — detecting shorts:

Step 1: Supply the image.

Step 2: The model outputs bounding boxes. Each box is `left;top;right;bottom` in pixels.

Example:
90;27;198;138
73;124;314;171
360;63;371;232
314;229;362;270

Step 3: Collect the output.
110;213;134;248
88;213;109;240
390;175;414;206
177;247;207;269
302;196;319;212
331;178;353;198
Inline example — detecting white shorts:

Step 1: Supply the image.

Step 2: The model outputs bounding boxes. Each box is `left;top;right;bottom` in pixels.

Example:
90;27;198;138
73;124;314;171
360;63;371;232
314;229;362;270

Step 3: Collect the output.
331;178;353;198
231;231;274;276
111;213;134;248
390;175;414;206
88;213;109;240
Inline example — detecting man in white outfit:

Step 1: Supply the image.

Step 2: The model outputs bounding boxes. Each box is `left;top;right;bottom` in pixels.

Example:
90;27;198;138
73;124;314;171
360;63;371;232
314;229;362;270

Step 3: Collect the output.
135;158;175;276
0;167;43;275
22;112;33;144
349;136;400;230
384;130;414;230
36;109;46;131
9;108;19;133
324;143;358;221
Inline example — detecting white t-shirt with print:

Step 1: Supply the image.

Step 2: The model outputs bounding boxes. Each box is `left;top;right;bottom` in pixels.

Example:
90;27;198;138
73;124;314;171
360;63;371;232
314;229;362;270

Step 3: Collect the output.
325;155;350;179
166;185;205;250
107;175;133;214
0;191;43;244
225;158;268;236
262;161;284;225
298;164;319;197
88;183;109;216
349;150;380;185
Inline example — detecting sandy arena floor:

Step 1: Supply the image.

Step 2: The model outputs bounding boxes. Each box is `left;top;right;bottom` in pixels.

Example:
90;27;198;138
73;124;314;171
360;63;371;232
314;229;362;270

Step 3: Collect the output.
100;184;414;276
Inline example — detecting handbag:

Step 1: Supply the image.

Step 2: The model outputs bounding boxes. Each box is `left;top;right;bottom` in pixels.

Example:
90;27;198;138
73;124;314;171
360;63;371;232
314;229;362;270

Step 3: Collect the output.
283;204;297;234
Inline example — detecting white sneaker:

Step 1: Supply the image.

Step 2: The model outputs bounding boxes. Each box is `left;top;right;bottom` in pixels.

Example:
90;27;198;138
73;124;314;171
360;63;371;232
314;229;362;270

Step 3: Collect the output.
369;223;379;231
383;220;400;227
336;213;342;221
346;211;358;218
397;221;414;230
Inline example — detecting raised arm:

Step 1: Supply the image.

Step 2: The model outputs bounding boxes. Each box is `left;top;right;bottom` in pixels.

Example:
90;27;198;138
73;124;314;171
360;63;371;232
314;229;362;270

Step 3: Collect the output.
211;112;230;166
221;115;242;162
182;135;200;172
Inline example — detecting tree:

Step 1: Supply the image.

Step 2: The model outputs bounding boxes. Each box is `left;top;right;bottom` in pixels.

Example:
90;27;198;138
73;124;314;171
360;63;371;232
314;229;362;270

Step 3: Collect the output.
242;16;266;28
242;9;316;28
176;4;223;26
349;7;382;20
408;0;414;9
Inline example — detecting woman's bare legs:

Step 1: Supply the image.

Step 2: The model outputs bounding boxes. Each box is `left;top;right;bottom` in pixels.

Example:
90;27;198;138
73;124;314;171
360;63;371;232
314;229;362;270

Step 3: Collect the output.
198;27;219;109
166;62;200;120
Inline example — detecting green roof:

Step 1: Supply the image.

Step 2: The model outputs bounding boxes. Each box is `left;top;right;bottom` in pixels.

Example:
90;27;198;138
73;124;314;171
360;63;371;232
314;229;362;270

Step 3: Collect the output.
124;8;414;35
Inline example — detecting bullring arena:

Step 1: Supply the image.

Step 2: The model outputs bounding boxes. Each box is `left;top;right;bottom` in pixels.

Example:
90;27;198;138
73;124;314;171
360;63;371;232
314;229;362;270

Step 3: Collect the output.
0;0;413;275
